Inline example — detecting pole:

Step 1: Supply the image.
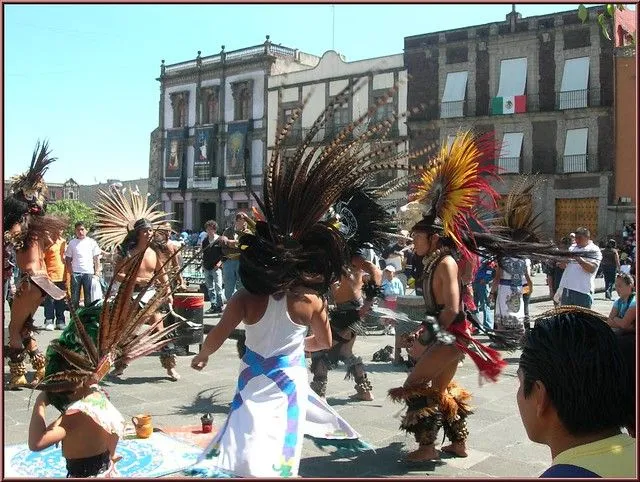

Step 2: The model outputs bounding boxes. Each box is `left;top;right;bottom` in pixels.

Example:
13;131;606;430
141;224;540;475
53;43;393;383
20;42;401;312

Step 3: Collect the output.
332;5;336;51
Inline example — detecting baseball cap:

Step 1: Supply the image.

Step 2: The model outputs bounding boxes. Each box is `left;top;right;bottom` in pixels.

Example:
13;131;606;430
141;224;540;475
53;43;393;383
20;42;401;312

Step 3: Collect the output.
384;265;396;273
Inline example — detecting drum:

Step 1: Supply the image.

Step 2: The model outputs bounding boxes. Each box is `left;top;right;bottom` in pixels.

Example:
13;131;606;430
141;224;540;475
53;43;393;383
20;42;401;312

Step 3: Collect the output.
172;291;205;352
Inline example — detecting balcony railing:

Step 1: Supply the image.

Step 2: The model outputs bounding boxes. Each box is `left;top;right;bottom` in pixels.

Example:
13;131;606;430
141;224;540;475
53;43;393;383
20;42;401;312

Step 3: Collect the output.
413;88;612;121
562;154;588;173
440;100;467;119
557;89;588;110
497;157;520;174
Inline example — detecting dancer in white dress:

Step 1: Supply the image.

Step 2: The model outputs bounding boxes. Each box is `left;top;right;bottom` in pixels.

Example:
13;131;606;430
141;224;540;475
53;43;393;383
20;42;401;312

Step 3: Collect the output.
184;81;427;478
188;290;367;477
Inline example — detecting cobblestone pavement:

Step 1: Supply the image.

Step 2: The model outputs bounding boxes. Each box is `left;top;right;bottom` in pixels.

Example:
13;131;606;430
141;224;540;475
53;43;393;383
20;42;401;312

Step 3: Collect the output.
3;273;613;477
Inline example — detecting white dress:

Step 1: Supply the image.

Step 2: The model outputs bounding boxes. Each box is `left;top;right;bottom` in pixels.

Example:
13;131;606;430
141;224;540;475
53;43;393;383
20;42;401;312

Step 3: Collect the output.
494;258;530;341
185;295;369;478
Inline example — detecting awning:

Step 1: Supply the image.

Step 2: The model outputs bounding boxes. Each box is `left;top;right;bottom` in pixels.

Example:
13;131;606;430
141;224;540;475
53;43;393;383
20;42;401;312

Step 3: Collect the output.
497;58;528;97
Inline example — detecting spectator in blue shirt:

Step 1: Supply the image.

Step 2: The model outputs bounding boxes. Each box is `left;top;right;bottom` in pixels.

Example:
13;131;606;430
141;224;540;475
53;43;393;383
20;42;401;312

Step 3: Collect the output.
382;265;405;298
608;273;636;334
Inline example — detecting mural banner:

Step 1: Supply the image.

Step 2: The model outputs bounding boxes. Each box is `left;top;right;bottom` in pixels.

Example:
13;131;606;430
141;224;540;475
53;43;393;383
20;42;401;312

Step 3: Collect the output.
164;129;187;180
194;126;217;181
225;121;249;177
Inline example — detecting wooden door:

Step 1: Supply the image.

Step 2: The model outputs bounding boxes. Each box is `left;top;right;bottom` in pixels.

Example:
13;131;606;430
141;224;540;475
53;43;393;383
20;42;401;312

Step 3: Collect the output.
555;198;599;242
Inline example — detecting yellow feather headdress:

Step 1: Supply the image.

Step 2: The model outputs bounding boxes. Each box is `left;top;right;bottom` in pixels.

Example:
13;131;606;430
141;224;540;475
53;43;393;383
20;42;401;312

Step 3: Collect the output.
93;187;170;251
406;130;500;259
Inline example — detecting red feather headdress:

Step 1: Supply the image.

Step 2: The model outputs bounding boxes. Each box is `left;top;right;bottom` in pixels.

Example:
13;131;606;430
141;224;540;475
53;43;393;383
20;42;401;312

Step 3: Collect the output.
406;130;500;260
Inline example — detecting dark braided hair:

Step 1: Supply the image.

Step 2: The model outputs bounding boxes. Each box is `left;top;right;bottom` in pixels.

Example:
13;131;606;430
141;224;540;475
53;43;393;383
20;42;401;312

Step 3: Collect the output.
519;308;628;436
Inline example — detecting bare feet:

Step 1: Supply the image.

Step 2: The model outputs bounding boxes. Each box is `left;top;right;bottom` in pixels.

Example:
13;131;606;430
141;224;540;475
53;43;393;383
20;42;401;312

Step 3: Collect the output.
441;441;468;458
403;445;440;462
167;368;181;381
355;390;374;401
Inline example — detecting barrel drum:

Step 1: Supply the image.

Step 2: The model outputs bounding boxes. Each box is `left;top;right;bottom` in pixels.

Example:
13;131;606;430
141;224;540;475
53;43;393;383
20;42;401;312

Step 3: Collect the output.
172;292;205;352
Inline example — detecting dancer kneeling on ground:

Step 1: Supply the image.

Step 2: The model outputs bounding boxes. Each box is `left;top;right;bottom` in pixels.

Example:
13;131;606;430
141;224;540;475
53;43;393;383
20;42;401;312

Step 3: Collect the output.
28;250;182;477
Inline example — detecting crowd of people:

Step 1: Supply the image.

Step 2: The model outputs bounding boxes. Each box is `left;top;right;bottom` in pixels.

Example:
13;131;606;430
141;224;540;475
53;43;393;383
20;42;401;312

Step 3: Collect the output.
3;90;636;479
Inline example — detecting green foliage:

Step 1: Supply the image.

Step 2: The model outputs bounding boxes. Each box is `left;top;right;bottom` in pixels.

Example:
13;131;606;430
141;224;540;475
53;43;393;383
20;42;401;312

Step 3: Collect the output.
47;199;97;237
578;3;630;42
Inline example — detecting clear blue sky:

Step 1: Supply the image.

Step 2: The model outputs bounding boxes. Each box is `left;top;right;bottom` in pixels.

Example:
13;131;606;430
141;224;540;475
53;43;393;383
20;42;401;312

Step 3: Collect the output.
5;3;596;184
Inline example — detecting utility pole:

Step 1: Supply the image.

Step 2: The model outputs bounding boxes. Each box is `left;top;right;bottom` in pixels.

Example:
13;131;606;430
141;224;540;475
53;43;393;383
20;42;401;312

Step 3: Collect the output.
332;5;336;50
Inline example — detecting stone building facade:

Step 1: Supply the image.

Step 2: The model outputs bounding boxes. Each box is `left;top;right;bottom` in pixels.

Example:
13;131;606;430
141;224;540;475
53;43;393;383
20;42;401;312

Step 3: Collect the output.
404;6;619;242
149;37;320;231
266;50;409;211
610;7;636;233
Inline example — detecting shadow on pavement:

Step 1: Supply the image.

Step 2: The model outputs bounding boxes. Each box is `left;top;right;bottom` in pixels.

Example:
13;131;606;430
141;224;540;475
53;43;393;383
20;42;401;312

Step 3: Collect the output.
299;441;445;477
104;375;174;385
174;387;231;417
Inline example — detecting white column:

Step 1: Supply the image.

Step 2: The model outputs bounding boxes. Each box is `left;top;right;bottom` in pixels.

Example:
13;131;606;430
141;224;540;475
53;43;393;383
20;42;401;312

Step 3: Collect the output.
185;199;194;229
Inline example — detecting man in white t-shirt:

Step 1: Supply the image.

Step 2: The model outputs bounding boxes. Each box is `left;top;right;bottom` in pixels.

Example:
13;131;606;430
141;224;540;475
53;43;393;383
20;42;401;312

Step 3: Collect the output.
558;227;602;309
64;221;102;308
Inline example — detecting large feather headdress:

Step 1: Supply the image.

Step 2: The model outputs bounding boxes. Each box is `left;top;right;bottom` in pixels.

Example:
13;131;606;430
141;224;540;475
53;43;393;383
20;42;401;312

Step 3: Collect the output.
4;141;68;250
8;140;56;215
496;175;544;242
330;180;408;255
93;187;169;251
240;80;434;295
35;247;184;411
405;130;500;260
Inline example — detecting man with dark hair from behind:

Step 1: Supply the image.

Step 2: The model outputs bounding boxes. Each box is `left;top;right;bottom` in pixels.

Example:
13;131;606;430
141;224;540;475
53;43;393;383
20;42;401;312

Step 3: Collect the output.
517;308;636;478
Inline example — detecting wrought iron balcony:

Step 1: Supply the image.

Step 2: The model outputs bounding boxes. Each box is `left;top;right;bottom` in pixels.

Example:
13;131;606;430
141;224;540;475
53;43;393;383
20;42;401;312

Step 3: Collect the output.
440;100;468;119
497;157;520;174
557;89;588;110
562;154;588;173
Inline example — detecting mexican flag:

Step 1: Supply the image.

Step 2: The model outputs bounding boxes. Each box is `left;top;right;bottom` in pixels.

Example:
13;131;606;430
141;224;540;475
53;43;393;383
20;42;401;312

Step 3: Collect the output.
491;95;526;115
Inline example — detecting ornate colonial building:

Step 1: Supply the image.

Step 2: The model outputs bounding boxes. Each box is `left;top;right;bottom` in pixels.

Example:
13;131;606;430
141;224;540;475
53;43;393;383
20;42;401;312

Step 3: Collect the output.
404;6;621;241
149;37;320;231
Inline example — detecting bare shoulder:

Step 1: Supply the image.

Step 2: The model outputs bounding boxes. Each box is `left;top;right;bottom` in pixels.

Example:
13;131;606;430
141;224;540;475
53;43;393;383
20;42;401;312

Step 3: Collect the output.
436;254;459;275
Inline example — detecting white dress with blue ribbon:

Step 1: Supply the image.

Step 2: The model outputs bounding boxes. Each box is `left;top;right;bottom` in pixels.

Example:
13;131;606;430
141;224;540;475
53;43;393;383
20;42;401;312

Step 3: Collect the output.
185;295;371;478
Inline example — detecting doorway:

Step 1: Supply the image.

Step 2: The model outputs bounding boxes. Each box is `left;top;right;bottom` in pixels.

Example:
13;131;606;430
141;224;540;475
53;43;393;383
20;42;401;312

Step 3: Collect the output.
199;202;217;230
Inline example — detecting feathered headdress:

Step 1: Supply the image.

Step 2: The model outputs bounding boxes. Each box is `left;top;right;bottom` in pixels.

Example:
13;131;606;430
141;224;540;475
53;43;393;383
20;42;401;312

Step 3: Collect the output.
496;176;544;242
8;140;56;215
471;176;596;263
35;248;184;411
330;182;402;255
240;80;433;295
4;141;68;250
406;130;500;260
93;187;170;251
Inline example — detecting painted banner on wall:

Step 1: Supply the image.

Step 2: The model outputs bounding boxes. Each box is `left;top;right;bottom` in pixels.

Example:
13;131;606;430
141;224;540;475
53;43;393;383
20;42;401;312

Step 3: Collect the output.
194;126;217;181
165;129;187;180
225;121;249;177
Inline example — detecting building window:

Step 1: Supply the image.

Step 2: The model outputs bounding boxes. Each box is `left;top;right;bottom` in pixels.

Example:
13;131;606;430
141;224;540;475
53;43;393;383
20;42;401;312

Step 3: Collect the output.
171;92;189;128
372;93;395;124
232;81;252;121
491;57;528;115
237;201;249;211
498;132;524;174
201;87;218;124
558;57;590;110
67;191;74;200
281;107;302;144
563;128;588;173
441;71;468;119
50;192;56;200
327;97;350;140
